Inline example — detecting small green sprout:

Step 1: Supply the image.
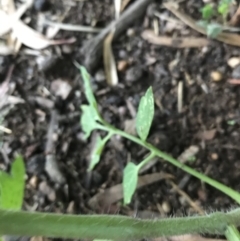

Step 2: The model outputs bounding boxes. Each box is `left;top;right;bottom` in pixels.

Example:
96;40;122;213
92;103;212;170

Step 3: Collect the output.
199;0;235;37
218;0;234;21
201;4;215;20
227;120;237;126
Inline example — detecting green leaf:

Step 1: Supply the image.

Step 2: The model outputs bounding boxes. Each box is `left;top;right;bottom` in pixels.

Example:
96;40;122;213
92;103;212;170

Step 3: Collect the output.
88;133;112;171
197;20;208;29
88;136;103;171
225;225;240;241
123;162;139;205
80;105;98;139
227;120;236;126
200;4;214;20
79;66;98;110
206;23;223;38
218;0;233;15
218;2;229;16
0;156;25;210
136;87;154;141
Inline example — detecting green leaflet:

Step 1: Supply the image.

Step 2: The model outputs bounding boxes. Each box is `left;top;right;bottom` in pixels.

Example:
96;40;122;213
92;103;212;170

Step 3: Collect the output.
80;105;98;139
0;156;25;210
136;87;154;141
123;162;139;205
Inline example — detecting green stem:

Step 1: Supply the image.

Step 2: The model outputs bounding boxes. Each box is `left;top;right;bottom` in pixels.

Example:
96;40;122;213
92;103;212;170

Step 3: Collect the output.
1;208;240;239
102;131;114;144
96;124;240;204
137;152;155;170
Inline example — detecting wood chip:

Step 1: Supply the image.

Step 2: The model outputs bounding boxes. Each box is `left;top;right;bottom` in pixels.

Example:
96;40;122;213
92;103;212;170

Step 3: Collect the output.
178;145;199;163
103;30;118;86
142;30;209;48
229;6;240;26
12;20;76;50
196;129;217;141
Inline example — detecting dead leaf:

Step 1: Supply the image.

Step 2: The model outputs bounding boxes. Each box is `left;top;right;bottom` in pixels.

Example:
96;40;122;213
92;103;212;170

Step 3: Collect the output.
0;0;74;53
103;30;118;86
117;60;129;71
142;30;209;48
124;119;136;135
229;6;240;26
169;181;204;215
0;10;12;35
5;0;33;53
12;20;76;50
139;157;158;174
121;0;132;12
178;145;199;163
0;65;14;109
33;96;54;109
6;95;25;105
196;129;217;141
43;20;102;34
0;44;14;55
115;0;121;19
0;125;12;134
88;172;174;210
228;78;240;84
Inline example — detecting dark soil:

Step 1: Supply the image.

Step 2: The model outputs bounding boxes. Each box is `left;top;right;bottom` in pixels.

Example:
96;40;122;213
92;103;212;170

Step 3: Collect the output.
1;0;240;235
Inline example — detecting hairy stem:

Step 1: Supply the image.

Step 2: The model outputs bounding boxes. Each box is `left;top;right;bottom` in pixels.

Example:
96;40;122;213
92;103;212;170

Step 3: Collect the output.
0;208;240;239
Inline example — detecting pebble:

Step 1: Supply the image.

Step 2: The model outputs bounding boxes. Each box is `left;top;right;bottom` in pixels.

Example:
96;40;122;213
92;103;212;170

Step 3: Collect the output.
197;188;207;201
232;65;240;79
51;79;72;100
125;66;143;82
211;153;219;161
27;154;45;175
162;201;171;213
29;175;38;189
45;154;66;184
228;57;240;68
126;28;135;37
61;45;73;54
117;60;128;71
67;201;75;214
36;55;58;72
179;196;187;206
94;69;105;82
39;181;56;202
118;50;128;58
210;71;223;81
